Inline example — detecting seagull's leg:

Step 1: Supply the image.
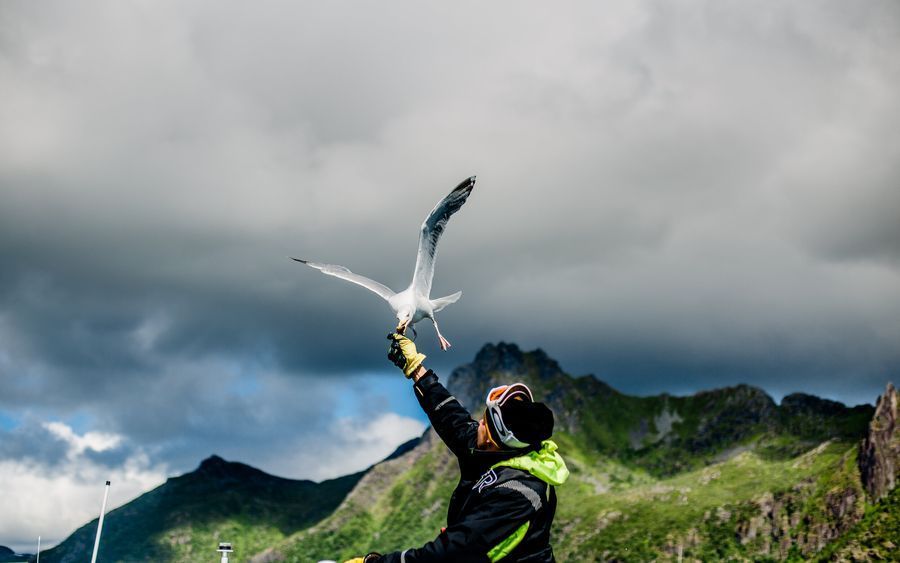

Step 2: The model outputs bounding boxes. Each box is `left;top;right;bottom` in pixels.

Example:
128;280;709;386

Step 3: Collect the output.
409;324;418;341
431;318;451;351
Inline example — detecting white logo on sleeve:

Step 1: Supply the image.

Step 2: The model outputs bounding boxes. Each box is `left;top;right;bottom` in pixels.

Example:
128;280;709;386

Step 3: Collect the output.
473;469;498;492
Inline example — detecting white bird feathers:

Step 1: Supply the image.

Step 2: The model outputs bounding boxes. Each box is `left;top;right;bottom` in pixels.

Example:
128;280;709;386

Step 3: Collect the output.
292;176;476;350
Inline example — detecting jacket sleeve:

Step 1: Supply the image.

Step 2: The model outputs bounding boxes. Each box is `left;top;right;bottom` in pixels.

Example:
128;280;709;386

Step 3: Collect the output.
378;482;538;563
413;371;478;457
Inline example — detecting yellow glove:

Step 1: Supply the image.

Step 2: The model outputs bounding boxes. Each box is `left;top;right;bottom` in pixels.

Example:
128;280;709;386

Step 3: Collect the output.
387;332;426;378
344;554;382;563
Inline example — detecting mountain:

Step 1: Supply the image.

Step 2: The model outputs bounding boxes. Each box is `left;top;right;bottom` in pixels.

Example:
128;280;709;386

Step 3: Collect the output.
40;343;898;562
0;546;30;563
259;343;893;562
39;456;362;562
449;344;874;474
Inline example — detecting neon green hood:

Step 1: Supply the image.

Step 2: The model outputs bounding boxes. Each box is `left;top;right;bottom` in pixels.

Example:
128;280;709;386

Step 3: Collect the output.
491;440;569;486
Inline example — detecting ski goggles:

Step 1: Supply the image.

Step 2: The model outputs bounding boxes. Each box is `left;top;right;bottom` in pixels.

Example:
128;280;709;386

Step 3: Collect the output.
484;383;533;450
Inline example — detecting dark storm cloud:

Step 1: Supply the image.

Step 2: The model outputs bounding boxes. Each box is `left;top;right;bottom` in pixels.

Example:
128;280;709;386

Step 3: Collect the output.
0;0;899;485
0;419;69;466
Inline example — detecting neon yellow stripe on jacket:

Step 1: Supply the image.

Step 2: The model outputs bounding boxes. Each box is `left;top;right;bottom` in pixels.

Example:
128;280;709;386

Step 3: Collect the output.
487;521;530;562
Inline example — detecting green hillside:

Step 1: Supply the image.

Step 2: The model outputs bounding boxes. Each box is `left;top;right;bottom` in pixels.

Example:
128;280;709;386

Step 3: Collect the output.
40;456;362;563
262;430;870;561
258;343;891;562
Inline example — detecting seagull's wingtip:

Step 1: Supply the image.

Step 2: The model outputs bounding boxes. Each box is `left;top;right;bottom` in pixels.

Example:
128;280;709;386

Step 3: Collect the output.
454;176;476;192
290;257;308;264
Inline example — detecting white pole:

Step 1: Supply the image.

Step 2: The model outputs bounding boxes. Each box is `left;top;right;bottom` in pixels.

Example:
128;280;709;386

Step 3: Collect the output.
36;536;40;563
90;480;111;563
217;542;233;563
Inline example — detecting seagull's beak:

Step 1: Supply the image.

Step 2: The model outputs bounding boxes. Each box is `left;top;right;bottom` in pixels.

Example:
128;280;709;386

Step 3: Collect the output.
396;317;410;334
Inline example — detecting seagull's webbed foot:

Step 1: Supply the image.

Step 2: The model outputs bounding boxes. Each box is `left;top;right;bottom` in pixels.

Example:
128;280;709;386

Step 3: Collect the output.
430;318;451;351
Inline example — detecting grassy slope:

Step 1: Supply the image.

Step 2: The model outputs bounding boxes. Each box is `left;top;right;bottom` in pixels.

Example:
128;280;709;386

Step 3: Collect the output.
267;435;864;562
555;440;862;561
267;433;459;562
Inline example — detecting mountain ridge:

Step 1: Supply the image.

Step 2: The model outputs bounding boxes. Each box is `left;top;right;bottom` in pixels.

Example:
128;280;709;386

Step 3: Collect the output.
39;455;363;563
36;341;897;562
449;342;873;475
254;342;892;561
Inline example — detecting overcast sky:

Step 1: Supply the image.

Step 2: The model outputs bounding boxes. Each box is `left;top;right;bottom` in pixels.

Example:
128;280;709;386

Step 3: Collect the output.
2;0;899;551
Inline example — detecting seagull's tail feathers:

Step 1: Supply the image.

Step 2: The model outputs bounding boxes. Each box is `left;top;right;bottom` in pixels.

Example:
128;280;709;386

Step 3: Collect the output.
431;291;462;313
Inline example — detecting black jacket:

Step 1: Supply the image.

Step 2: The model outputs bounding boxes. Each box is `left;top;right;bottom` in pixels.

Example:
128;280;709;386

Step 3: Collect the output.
379;371;562;563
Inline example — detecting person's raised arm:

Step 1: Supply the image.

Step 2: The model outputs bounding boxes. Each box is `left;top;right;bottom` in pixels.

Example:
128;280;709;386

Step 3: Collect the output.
387;333;477;457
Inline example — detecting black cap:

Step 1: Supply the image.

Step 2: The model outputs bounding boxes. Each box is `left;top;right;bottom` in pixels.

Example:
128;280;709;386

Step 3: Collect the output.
501;400;554;447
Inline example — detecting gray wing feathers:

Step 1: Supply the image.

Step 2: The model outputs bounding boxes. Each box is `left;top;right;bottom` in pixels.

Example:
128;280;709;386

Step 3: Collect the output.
292;258;395;301
412;176;476;296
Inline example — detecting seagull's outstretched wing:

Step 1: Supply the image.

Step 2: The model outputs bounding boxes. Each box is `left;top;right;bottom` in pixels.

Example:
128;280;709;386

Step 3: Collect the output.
412;176;476;297
292;258;395;301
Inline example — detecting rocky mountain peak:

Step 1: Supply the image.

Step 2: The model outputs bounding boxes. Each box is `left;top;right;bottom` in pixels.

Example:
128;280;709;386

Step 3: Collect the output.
473;341;524;369
859;382;899;501
449;342;567;414
187;454;272;485
199;454;227;470
780;393;846;414
471;342;562;379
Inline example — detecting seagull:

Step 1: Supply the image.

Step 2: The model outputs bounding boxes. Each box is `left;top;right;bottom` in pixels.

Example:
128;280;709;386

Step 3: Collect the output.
292;176;476;350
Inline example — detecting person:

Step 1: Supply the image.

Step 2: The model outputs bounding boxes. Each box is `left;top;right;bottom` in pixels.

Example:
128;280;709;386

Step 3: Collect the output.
346;333;569;563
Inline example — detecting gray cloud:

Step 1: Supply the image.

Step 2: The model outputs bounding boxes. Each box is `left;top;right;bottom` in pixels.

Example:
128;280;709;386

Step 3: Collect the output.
0;419;69;466
0;0;899;493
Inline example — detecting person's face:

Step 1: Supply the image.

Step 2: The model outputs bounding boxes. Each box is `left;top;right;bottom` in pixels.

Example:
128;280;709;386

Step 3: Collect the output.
477;415;487;448
476;412;499;451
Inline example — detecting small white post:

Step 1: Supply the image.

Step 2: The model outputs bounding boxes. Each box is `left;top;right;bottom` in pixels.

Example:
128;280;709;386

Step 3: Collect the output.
217;542;233;563
36;536;41;563
90;480;111;563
